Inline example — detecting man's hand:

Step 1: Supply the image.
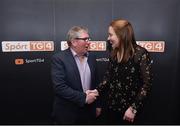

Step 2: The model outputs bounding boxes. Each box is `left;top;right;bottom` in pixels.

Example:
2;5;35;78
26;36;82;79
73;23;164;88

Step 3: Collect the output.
85;89;99;104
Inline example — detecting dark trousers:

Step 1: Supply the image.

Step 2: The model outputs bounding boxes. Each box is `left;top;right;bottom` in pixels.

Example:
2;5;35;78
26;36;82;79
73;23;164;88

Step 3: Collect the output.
96;108;133;125
75;105;95;124
53;104;95;124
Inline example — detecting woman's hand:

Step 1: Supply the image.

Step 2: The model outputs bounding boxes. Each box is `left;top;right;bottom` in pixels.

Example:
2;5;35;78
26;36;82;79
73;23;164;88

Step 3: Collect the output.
123;106;136;123
96;108;102;117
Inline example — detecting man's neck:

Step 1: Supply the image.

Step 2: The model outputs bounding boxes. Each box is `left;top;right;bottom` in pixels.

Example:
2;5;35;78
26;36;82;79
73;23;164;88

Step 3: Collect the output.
70;47;84;57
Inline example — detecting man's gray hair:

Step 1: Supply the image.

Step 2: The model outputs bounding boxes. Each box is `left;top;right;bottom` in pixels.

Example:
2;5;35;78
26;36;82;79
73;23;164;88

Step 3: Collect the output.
67;26;89;43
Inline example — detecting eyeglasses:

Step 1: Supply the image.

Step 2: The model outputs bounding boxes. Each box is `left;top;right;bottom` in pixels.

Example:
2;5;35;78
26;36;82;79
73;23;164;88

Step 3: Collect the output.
75;37;91;42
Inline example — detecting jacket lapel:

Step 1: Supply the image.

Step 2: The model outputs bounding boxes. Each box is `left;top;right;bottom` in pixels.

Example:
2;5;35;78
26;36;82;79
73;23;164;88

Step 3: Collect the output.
65;49;83;91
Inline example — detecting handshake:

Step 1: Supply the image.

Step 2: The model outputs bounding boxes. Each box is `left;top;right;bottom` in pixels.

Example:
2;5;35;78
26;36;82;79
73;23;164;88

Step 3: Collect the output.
85;89;99;104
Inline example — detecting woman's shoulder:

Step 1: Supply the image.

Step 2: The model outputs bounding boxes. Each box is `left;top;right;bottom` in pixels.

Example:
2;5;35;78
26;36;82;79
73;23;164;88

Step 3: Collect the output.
133;44;150;63
134;44;148;54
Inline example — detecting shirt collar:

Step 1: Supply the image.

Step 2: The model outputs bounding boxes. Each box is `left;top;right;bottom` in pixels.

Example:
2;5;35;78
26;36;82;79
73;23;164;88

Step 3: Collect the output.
70;48;77;57
70;48;89;57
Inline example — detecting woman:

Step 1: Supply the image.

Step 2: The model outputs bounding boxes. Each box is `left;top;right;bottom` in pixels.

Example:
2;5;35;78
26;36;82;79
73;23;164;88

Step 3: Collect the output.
96;19;153;124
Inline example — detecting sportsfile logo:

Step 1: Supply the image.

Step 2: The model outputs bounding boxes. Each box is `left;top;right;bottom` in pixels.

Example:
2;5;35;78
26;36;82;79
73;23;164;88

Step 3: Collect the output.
61;41;106;51
2;41;54;52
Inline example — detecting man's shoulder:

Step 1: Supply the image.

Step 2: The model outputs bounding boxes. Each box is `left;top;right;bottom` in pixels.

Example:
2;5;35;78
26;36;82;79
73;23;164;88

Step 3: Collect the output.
88;52;97;58
53;49;70;58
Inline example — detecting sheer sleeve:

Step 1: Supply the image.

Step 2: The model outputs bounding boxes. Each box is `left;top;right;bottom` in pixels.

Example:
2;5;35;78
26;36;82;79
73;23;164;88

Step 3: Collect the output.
96;58;112;107
132;49;153;111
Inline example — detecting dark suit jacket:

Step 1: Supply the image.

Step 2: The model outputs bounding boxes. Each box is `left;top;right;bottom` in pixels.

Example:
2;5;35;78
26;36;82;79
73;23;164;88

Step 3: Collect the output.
51;48;99;124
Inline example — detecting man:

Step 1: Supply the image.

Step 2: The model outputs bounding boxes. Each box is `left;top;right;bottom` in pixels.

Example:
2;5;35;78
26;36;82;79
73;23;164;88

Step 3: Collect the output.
51;26;99;124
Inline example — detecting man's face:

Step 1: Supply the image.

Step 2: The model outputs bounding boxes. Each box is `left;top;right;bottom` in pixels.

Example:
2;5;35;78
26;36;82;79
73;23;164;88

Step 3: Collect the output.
72;31;90;56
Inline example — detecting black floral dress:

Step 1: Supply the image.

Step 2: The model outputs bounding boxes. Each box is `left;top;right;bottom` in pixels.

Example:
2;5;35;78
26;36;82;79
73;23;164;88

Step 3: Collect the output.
97;45;153;115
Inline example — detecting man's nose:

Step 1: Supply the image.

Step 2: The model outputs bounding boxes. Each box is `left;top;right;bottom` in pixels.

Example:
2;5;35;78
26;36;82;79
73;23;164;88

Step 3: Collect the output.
86;41;90;45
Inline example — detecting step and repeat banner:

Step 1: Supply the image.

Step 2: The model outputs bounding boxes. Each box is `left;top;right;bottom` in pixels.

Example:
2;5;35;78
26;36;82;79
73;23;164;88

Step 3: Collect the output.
0;40;165;124
0;0;179;124
1;40;165;64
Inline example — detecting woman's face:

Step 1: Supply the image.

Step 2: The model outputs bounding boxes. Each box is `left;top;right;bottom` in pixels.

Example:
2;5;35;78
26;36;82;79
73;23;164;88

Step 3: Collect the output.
107;26;119;49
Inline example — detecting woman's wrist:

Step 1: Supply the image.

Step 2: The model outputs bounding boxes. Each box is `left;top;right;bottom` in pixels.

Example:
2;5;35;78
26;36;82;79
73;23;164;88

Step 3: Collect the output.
130;106;137;114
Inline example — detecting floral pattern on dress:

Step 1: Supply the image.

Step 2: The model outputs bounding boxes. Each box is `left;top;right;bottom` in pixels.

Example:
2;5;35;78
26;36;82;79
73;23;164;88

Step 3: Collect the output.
97;45;153;114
